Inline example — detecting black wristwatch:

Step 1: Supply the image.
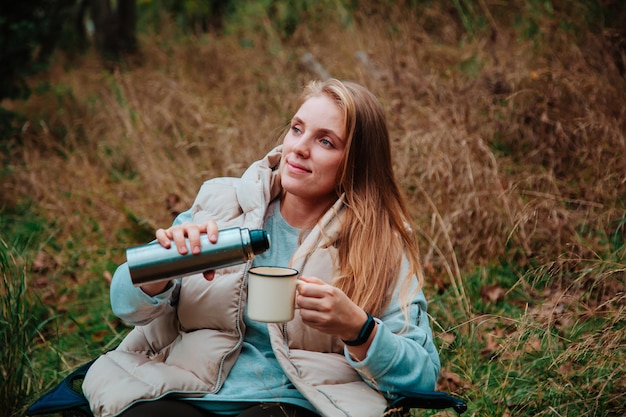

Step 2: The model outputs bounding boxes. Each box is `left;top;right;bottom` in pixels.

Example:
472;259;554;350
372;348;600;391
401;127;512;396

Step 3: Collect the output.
342;312;376;346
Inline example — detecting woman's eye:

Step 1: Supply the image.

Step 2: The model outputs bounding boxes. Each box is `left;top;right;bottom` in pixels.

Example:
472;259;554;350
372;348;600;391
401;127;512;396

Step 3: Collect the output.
291;126;302;135
320;138;334;147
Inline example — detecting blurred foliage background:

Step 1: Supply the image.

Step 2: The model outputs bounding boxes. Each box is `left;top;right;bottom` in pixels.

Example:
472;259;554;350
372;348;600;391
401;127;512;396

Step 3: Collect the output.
1;1;625;416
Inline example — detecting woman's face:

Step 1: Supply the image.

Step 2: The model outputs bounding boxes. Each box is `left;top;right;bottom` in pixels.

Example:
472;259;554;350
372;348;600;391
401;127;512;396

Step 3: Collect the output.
280;94;347;207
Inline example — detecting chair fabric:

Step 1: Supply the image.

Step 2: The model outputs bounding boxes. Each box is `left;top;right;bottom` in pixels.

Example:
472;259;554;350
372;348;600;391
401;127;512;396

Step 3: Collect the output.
27;360;467;416
27;360;94;417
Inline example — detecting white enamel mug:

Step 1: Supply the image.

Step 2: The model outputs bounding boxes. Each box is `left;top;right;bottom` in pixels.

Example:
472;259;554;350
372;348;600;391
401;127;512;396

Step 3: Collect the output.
247;266;300;323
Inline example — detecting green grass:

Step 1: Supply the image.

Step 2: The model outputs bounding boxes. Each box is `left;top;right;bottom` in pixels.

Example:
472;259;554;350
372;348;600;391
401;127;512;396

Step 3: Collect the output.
0;208;54;417
2;1;625;416
428;257;625;416
0;206;127;417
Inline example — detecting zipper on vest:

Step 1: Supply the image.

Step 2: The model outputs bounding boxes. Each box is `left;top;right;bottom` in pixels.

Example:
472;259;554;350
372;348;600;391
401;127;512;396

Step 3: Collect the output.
210;258;252;392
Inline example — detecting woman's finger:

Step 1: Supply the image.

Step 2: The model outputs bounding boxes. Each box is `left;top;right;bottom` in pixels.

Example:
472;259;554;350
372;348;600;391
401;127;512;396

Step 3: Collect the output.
155;228;172;248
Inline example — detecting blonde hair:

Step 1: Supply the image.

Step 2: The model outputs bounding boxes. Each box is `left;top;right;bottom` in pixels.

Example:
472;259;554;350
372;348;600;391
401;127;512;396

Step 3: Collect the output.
299;79;424;317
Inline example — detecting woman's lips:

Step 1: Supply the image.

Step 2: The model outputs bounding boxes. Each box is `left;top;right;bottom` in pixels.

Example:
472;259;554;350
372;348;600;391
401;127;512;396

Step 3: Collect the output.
287;161;311;174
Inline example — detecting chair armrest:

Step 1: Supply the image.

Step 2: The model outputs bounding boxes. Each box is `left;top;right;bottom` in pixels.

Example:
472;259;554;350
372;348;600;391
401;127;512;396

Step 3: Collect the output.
388;390;468;414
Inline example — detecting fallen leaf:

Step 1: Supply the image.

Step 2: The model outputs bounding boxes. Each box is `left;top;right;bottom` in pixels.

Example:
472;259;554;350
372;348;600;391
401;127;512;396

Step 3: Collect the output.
166;193;184;219
432;411;457;417
424;262;448;293
91;330;108;343
109;317;122;328
481;327;505;357
57;294;70;313
32;251;54;273
103;270;113;284
481;284;506;303
524;335;542;353
437;369;469;392
423;262;435;276
33;276;50;288
439;332;456;347
481;333;499;356
558;362;573;375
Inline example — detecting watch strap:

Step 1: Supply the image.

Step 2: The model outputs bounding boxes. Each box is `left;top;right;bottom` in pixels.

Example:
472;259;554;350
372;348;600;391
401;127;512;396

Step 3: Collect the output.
342;312;375;346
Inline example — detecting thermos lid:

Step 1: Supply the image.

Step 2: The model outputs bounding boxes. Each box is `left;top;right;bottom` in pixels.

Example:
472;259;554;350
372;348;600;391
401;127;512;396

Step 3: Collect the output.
249;229;271;254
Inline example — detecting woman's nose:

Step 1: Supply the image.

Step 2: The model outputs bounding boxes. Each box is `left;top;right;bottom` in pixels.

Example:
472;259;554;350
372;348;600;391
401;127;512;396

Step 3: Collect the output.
292;135;311;157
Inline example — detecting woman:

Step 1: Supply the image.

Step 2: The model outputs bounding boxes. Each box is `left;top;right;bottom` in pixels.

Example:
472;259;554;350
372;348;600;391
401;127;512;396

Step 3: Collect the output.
83;79;440;417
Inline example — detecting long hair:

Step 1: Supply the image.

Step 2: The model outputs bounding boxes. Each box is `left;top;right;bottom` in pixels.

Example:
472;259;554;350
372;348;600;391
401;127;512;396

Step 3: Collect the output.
299;79;424;318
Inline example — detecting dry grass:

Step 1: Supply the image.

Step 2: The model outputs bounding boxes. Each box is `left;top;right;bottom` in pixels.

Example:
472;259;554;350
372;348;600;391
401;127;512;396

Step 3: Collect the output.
1;1;625;415
5;4;624;267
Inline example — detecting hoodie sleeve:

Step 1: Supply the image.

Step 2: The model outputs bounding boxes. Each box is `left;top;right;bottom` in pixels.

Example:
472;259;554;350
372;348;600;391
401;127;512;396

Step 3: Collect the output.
109;209;192;325
344;276;441;398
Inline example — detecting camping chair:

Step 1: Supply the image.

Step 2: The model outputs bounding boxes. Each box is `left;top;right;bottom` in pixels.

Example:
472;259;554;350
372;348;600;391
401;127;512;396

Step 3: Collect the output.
27;361;468;416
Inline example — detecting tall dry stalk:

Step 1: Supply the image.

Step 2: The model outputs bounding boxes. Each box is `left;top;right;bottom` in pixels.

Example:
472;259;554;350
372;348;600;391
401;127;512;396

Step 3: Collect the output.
0;236;47;417
1;2;625;414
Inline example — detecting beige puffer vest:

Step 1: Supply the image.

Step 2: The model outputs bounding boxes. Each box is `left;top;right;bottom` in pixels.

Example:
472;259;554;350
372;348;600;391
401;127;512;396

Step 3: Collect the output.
83;147;389;417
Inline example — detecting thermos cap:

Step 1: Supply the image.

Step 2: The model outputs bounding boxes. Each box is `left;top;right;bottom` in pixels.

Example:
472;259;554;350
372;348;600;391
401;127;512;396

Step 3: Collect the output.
249;229;271;255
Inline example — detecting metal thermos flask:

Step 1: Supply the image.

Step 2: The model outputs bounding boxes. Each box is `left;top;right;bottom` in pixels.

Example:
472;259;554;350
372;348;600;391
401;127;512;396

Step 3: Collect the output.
126;227;270;286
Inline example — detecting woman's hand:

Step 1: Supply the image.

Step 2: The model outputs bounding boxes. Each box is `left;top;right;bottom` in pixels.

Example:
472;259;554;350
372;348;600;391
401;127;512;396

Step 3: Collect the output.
140;221;220;296
155;221;220;254
296;276;377;359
